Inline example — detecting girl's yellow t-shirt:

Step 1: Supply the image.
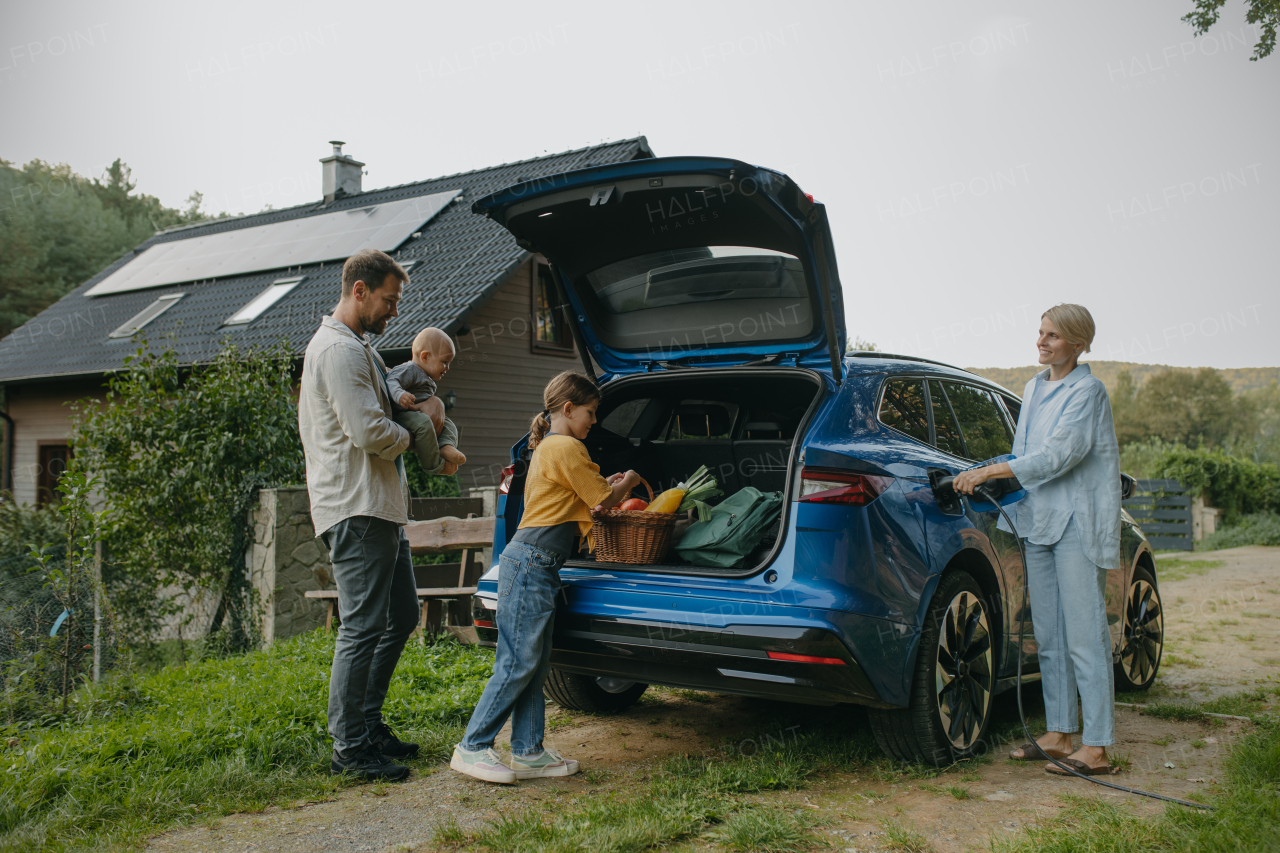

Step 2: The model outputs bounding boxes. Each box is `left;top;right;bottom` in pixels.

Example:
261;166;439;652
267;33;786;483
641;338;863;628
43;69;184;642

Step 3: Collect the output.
517;434;614;549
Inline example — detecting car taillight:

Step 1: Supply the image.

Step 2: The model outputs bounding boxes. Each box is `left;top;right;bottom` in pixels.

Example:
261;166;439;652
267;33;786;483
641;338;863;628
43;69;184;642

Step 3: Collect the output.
799;467;893;506
499;463;515;495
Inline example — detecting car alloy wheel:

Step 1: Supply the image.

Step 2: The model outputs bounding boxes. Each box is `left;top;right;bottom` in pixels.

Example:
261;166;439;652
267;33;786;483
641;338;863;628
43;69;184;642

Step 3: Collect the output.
935;589;995;750
1116;566;1163;691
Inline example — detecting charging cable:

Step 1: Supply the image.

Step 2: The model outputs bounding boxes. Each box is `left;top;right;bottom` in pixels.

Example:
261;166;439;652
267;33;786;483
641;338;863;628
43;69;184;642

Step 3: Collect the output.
955;480;1215;811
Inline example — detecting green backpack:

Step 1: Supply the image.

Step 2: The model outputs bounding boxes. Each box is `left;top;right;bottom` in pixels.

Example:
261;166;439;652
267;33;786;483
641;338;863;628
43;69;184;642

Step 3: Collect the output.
674;487;784;569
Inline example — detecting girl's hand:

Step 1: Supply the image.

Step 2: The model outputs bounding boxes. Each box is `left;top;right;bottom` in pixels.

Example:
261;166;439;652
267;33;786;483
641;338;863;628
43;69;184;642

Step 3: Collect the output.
605;472;626;486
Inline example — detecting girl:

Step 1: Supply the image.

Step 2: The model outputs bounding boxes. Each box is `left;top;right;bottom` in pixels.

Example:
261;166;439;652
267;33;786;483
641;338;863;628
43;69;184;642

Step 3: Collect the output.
954;304;1121;777
452;371;641;784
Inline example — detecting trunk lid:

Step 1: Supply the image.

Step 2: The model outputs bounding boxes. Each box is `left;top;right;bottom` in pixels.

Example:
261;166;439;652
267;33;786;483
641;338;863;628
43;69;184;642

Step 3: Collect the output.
471;157;846;380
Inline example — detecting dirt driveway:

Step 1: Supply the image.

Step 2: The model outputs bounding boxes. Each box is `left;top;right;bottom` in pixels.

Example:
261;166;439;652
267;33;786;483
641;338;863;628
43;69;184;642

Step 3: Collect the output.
147;546;1279;853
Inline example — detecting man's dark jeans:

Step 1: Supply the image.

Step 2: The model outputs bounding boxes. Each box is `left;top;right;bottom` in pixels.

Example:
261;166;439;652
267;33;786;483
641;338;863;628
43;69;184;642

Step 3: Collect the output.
322;516;417;757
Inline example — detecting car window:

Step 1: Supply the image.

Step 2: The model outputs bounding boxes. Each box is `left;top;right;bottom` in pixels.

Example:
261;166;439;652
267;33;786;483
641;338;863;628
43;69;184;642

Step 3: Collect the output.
942;382;1013;460
927;381;966;458
600;398;650;437
879;379;929;444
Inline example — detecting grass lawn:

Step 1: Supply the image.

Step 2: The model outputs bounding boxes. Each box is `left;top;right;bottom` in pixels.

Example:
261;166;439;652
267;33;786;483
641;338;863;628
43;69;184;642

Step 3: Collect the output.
3;629;1278;853
0;632;493;852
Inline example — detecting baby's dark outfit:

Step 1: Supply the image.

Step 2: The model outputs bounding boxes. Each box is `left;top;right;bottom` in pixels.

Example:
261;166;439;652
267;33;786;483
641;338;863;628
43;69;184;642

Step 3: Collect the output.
386;361;459;475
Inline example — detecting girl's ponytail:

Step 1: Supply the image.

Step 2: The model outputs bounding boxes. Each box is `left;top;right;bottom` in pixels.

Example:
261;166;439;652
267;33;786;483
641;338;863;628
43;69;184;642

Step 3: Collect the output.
528;409;551;448
528;371;600;450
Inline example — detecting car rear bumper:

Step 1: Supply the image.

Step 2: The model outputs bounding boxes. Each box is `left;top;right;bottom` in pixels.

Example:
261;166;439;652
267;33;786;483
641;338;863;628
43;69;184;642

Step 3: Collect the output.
472;598;894;708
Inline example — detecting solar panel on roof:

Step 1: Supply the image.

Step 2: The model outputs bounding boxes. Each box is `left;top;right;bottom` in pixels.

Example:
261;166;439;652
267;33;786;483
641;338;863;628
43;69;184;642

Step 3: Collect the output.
85;190;460;297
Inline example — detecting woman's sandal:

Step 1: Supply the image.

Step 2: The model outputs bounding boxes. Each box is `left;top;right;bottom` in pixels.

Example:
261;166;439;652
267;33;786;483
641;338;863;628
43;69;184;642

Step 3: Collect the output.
1009;742;1069;761
1046;758;1118;776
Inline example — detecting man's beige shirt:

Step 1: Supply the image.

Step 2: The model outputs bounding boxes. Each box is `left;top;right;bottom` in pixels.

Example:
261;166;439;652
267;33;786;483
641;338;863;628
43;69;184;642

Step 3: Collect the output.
299;315;410;535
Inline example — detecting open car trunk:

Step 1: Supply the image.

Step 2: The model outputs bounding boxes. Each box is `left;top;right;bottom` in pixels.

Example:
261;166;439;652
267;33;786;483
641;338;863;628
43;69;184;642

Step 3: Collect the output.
513;367;827;577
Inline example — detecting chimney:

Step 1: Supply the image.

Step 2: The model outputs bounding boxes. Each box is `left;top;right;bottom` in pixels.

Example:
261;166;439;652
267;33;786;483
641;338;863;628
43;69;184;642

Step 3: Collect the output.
320;140;364;203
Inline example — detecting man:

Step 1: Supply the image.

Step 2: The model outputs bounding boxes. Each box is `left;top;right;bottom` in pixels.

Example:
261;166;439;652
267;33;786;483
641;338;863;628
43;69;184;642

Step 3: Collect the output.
299;248;421;781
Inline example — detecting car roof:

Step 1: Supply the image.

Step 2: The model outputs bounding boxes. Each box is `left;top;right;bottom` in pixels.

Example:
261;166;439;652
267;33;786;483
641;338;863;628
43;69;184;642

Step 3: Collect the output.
843;352;1021;398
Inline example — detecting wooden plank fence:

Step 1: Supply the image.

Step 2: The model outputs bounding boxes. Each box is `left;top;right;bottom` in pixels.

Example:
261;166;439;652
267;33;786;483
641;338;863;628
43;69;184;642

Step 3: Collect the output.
1123;478;1192;551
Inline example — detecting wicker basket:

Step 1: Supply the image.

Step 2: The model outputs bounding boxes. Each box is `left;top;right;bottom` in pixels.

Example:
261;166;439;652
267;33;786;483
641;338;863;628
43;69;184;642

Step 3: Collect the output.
591;477;678;564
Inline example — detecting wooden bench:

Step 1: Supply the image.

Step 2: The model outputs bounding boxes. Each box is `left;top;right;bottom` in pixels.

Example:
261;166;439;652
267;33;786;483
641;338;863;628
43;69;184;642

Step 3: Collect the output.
306;513;496;642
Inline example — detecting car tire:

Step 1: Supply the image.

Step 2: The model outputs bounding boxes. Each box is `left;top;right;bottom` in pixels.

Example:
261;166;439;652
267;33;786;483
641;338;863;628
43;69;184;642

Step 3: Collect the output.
1114;564;1163;692
543;669;649;712
868;570;997;766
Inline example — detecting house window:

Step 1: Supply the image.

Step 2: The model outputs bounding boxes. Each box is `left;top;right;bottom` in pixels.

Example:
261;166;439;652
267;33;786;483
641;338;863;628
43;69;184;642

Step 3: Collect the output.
37;445;71;507
109;293;184;339
224;276;304;326
532;260;573;354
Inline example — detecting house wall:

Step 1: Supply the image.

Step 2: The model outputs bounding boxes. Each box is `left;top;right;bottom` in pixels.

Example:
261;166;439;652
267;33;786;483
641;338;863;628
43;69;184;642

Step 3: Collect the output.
442;258;583;492
4;378;104;506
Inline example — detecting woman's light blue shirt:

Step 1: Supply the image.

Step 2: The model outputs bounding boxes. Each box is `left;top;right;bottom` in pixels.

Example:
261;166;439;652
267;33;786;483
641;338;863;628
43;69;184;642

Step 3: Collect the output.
1001;364;1121;570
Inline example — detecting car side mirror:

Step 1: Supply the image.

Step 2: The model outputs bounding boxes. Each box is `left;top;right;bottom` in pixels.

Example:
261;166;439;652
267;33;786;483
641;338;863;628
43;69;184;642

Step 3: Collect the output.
1120;473;1136;501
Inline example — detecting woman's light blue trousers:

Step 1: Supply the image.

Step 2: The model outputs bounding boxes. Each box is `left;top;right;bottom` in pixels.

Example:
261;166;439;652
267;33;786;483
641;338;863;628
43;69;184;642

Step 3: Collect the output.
1024;520;1116;747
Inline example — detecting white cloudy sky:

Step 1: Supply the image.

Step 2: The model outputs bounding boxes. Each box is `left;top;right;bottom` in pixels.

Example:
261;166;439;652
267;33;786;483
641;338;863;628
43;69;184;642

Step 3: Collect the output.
2;0;1276;368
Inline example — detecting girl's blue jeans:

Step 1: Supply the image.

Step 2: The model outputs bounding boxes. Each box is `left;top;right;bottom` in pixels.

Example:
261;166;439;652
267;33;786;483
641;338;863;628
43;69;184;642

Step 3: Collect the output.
460;541;564;757
1024;520;1116;747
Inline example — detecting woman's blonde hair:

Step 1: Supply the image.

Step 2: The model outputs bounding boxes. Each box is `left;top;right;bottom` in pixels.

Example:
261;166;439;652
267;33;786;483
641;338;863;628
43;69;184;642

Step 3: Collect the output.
1042;303;1096;354
529;371;600;449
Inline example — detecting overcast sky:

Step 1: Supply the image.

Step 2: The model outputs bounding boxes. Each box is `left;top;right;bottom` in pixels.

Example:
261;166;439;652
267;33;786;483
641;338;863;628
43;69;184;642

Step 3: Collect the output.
2;0;1276;369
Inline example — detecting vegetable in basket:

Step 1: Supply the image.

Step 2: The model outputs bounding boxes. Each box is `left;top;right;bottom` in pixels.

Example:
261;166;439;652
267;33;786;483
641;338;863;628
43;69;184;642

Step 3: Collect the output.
619;498;649;511
646;465;722;521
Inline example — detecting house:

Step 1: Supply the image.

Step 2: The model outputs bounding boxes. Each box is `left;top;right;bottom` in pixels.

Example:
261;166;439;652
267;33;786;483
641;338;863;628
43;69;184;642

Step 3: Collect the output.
0;137;656;505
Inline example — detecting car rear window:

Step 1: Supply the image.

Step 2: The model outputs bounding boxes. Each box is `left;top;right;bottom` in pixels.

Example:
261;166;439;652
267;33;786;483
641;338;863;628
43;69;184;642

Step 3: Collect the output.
879;379;929;444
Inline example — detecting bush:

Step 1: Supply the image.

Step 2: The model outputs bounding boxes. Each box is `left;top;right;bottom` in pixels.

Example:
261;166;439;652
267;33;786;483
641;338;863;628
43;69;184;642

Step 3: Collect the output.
69;340;304;651
1200;512;1280;551
1152;445;1280;521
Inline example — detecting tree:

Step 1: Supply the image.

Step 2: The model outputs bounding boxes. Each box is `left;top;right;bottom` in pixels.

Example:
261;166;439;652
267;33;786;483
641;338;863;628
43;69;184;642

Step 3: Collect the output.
847;337;880;353
68;340;303;651
0;158;221;339
1113;367;1258;449
1184;0;1278;60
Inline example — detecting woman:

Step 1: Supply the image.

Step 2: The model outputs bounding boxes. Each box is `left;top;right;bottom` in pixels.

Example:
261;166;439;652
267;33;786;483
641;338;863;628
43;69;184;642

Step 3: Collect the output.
954;303;1121;777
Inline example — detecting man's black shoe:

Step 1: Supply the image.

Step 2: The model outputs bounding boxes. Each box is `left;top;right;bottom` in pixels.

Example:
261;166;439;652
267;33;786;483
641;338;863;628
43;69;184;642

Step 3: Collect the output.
369;722;420;759
330;746;411;781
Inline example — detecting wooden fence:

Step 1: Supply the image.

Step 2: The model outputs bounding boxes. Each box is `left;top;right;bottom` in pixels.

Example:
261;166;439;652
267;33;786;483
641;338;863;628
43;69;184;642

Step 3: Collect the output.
1124;478;1192;551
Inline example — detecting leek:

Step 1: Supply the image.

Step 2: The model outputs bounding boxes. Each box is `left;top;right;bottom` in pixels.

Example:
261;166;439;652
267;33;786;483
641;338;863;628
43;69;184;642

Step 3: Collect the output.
675;465;723;523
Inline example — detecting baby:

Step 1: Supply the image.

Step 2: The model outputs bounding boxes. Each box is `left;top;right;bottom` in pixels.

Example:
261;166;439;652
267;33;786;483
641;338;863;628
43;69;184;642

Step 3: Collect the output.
387;327;467;476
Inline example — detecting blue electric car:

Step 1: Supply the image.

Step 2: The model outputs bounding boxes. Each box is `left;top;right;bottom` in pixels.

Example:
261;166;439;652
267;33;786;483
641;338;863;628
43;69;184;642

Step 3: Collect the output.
468;157;1165;765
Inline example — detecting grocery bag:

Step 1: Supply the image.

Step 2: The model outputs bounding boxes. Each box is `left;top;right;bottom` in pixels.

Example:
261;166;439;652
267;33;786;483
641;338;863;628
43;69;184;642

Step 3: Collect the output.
674;487;784;569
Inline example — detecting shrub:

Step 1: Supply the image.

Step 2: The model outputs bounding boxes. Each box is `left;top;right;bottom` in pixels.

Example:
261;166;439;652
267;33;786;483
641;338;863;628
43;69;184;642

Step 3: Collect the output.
1152;445;1280;521
1200;512;1280;551
68;340;304;651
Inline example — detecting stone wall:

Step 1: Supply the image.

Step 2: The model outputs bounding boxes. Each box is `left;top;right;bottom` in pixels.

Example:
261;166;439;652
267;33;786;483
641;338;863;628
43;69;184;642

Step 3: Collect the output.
249;486;330;645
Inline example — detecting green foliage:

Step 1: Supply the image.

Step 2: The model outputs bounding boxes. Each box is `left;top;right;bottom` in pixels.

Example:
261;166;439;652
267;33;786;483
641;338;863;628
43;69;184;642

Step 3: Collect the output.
2;472;109;720
68;340;304;649
0;632;492;851
1184;0;1278;60
1201;512;1280;550
1118;437;1182;480
0;500;62;572
404;451;461;498
1151;445;1280;520
1232;381;1280;467
848;336;880;352
0;158;221;339
1112;368;1257;450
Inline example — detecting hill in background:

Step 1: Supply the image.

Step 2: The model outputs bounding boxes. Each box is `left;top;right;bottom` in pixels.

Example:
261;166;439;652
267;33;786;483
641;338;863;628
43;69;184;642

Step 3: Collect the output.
967;362;1280;396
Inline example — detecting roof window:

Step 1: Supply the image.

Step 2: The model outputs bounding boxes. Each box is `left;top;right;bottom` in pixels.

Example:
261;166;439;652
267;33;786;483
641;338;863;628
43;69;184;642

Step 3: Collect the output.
224;276;304;326
109;293;184;339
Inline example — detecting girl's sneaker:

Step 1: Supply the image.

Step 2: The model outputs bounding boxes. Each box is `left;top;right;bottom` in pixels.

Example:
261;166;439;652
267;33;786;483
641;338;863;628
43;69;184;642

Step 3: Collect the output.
450;746;517;784
509;748;580;779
